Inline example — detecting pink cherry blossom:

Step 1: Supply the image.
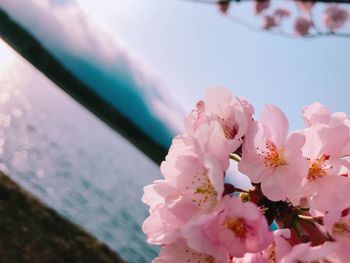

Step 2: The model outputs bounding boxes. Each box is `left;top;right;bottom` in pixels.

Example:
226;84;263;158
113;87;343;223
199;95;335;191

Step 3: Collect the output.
143;87;350;262
279;242;338;263
184;100;208;136
262;15;278;29
204;87;253;152
323;5;349;31
162;125;230;193
143;120;232;245
302;102;332;127
323;207;350;242
182;196;273;258
142;179;200;245
253;1;270;15
239;105;308;201
217;1;231;15
261;229;292;262
306;175;350;216
189;120;233;170
185;87;253;154
301;103;350;182
241;97;255;122
258;228;337;263
302;102;350;132
290;110;350;205
274;8;291;19
143;180;183;212
295;1;314;14
294;17;312;36
153;239;229;263
232;252;264;263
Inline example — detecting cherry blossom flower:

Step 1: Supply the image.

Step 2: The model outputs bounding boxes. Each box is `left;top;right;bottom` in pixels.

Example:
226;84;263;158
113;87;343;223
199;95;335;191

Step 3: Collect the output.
274;8;291;19
153;239;229;263
143;121;231;245
290;105;350;205
143;88;350;262
185;87;253;154
294;17;312;36
302;102;332;127
239;105;308;201
204;87;253;153
184;100;207;135
279;242;338;263
218;0;231;15
189;120;233;170
253;1;270;15
302;102;350;129
232;252;264;263
323;207;350;242
241;98;255;122
142;180;198;245
267;227;337;262
162;123;231;189
295;1;314;14
323;5;349;31
262;15;278;30
262;229;292;262
182;196;273;258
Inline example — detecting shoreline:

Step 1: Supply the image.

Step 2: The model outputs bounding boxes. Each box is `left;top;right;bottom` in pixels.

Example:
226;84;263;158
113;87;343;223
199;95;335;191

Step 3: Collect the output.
0;171;124;263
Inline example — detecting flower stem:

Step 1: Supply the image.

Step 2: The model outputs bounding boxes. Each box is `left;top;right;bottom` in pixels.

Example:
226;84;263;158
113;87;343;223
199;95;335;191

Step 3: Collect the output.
230;153;241;162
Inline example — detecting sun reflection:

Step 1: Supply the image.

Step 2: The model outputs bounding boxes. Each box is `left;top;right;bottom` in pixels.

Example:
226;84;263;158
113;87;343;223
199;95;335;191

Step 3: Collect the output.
0;38;15;70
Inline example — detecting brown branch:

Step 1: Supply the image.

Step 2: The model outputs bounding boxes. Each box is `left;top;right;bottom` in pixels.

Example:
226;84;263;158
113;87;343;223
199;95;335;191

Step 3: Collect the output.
178;0;350;4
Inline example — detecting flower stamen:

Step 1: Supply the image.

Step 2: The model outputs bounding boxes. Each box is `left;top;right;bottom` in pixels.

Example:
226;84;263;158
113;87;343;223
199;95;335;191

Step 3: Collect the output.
258;141;286;168
307;154;330;181
224;217;247;238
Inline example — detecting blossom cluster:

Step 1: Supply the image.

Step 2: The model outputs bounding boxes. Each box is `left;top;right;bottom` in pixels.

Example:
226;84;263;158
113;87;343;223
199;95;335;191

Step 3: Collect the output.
142;87;350;262
218;0;349;37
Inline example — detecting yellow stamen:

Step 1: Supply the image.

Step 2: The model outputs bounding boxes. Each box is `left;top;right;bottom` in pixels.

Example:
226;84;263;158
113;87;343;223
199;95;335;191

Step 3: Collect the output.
224;217;247;238
307;154;330;181
258;142;286;168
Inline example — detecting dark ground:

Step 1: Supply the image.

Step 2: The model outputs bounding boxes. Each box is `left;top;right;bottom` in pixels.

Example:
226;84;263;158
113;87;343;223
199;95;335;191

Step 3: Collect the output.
0;171;124;263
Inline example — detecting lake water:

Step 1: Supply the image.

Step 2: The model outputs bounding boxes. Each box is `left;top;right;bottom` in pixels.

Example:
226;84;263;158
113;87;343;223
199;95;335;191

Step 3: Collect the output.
0;39;160;262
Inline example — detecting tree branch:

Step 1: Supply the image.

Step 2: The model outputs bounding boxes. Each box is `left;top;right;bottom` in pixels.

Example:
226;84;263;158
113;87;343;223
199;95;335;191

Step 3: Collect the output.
179;0;350;5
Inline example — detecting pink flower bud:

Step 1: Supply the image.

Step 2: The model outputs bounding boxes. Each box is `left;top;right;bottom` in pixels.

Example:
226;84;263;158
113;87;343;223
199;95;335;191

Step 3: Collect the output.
296;1;314;14
262;15;277;30
274;7;291;19
323;5;349;31
218;0;231;15
294;17;312;36
253;0;270;15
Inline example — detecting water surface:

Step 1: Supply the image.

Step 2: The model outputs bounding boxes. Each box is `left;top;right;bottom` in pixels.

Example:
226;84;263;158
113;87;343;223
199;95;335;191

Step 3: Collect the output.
0;39;159;262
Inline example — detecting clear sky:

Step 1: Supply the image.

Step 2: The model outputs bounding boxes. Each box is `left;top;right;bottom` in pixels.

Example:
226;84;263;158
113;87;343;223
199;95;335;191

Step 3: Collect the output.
76;0;350;130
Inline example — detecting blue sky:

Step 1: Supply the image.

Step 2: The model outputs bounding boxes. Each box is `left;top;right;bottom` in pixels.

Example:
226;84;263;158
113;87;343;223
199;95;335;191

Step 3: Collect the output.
76;0;350;130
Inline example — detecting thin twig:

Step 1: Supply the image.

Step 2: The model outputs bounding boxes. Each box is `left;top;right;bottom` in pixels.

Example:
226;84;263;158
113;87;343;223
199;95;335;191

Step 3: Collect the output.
235;187;249;193
175;0;350;4
230;153;242;162
298;214;314;222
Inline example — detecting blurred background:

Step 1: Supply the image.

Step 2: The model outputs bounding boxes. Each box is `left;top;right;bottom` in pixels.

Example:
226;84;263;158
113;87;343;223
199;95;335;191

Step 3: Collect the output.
0;0;349;262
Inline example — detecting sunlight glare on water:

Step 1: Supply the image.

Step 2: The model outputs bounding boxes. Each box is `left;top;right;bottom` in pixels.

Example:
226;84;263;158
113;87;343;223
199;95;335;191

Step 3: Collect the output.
0;39;15;70
0;39;160;262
